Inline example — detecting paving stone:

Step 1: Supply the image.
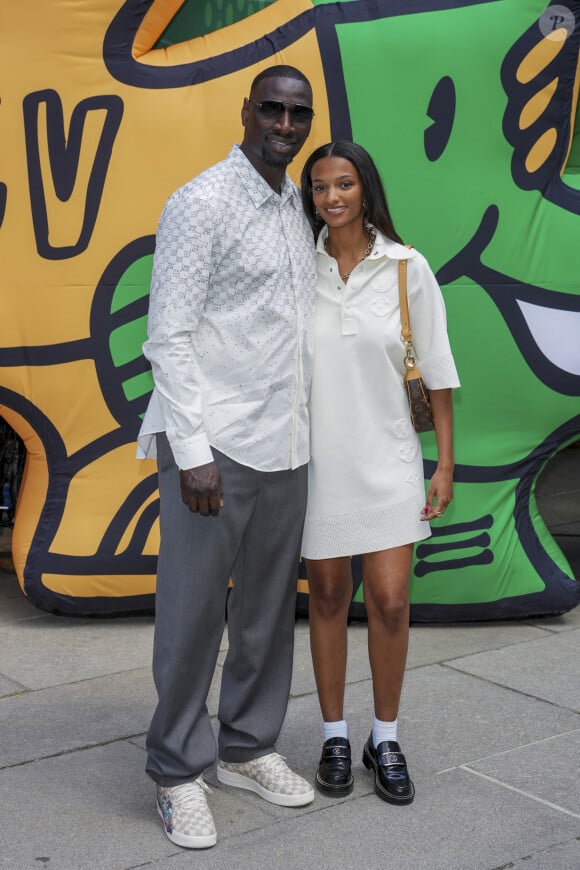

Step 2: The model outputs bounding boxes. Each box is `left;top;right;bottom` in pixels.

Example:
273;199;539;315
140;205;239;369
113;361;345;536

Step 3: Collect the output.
466;729;580;816
406;620;551;668
522;603;580;632
0;669;156;768
0;570;43;623
0;611;155;689
0;673;27;698
446;629;580;711
496;837;580;869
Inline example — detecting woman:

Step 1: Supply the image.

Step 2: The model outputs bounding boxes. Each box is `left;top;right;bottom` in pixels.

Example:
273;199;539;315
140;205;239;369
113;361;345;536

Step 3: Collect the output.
300;142;460;804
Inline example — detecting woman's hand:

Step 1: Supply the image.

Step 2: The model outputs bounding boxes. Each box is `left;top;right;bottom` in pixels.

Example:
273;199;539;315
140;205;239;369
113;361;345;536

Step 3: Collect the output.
420;388;455;521
421;465;453;520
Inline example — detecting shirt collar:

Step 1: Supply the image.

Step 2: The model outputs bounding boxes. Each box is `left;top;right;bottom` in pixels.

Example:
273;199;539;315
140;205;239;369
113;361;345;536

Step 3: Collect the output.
315;223;416;260
228;144;298;208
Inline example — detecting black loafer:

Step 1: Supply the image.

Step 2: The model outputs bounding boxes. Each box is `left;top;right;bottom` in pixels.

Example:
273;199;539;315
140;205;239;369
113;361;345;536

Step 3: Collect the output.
362;734;415;804
315;737;354;796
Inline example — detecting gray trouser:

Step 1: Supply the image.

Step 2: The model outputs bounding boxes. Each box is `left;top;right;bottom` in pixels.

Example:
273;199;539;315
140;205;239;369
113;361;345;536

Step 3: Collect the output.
145;433;308;786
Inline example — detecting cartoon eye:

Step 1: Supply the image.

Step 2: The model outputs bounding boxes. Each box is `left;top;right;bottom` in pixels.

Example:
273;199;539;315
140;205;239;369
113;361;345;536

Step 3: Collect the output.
93;239;155;429
425;76;456;162
155;0;278;44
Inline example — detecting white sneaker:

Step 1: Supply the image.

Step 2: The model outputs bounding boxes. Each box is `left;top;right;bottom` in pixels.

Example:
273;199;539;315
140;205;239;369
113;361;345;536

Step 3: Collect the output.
217;752;315;807
156;777;217;849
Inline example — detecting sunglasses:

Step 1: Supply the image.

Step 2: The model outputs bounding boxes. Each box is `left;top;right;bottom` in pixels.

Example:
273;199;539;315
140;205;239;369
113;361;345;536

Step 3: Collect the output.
248;99;314;125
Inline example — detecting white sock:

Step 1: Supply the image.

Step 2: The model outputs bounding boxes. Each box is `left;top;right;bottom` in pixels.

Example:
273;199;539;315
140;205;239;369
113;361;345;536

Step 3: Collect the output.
323;720;348;741
373;716;398;747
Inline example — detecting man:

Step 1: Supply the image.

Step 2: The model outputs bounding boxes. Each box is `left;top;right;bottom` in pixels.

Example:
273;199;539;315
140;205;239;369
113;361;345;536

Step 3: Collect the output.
137;65;317;849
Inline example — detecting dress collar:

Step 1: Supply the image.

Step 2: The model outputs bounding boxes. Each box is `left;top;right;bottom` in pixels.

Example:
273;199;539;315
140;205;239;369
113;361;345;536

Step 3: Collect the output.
315;223;416;260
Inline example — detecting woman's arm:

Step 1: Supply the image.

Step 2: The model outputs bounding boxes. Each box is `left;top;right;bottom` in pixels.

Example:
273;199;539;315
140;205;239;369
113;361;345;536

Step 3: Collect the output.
421;387;454;521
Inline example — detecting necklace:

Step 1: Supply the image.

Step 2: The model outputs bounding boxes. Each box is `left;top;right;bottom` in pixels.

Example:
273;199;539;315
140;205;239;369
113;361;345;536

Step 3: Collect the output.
325;231;376;281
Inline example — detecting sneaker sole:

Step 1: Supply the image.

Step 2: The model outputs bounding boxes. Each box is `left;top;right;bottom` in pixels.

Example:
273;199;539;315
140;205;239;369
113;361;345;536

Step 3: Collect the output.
157;804;217;849
216;766;315;807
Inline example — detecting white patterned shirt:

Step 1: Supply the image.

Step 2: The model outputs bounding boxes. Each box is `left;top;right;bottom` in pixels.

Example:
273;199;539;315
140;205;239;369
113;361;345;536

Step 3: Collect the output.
137;145;317;472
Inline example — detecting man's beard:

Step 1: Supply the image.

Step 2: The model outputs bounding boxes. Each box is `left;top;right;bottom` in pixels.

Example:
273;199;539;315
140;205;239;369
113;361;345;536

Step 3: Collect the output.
261;142;295;167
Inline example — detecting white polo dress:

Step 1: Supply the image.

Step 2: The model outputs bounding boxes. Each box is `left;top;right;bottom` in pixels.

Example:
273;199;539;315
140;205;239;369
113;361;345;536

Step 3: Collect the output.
301;227;460;560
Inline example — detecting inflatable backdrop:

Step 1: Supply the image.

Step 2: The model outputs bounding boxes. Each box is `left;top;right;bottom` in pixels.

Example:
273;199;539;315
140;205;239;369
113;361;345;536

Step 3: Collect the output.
1;0;579;619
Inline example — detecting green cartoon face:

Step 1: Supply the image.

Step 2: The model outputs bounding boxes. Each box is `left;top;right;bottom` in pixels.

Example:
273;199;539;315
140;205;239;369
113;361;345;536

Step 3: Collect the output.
2;0;578;616
330;1;580;616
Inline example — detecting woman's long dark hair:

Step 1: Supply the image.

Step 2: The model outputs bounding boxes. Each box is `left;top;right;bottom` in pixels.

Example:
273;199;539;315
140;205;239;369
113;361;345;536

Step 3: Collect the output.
300;141;403;244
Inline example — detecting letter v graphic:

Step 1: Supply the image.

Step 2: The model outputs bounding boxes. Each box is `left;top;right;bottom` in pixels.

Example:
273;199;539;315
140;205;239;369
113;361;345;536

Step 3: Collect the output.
23;89;123;259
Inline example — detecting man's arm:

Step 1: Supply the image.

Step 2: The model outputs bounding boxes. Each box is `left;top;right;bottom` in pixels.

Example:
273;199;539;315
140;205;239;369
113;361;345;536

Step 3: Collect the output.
145;187;224;512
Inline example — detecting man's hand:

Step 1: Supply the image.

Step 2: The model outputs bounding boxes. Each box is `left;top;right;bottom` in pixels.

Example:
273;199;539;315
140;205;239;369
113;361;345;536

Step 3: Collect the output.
179;462;224;517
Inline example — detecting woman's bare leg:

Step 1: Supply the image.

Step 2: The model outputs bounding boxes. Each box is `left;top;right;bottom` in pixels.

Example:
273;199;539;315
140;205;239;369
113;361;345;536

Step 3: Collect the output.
362;545;413;721
305;556;352;722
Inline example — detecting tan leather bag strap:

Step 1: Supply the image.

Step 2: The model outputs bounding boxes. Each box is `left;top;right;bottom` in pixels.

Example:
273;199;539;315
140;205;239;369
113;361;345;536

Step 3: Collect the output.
398;258;412;345
399;245;415;361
